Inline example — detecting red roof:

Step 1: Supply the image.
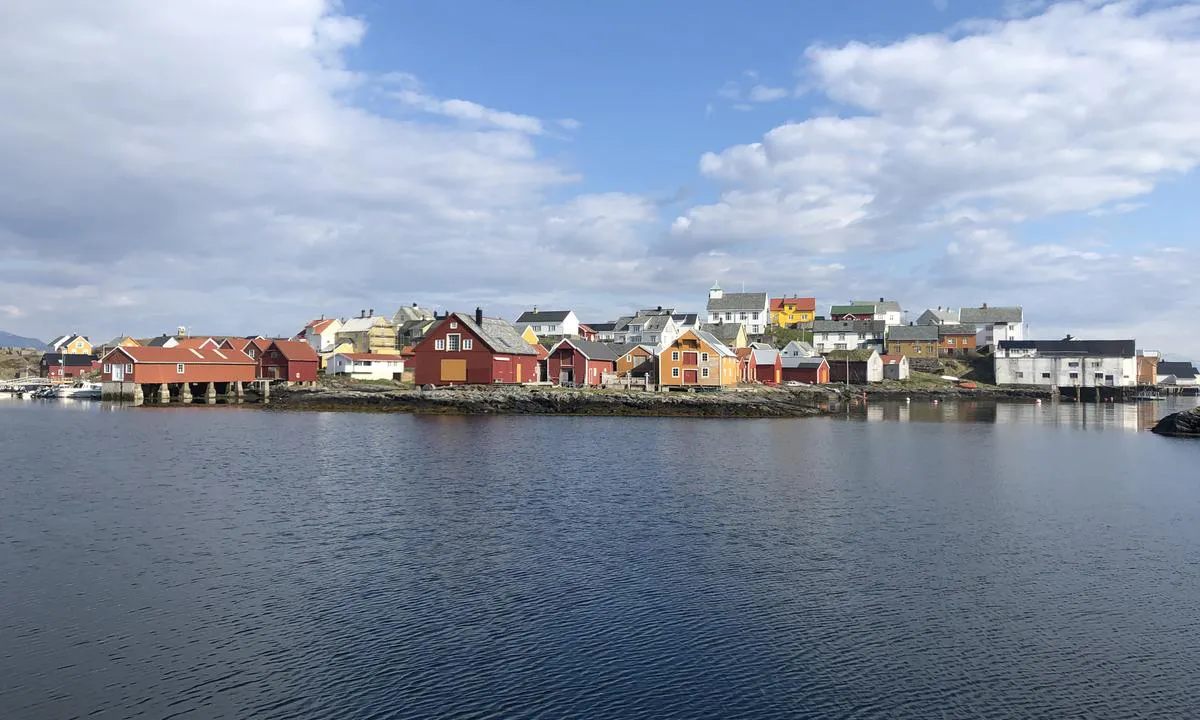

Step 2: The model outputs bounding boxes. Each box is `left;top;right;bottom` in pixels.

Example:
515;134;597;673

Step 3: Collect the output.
175;336;221;349
338;353;403;362
770;297;817;312
104;346;256;364
308;319;336;334
879;354;907;365
268;340;319;362
220;338;251;352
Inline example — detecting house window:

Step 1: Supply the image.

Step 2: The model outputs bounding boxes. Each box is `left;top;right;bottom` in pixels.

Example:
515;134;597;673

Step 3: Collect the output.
1069;372;1079;379
435;339;445;350
702;367;710;378
838;333;846;340
1094;373;1104;380
701;352;709;362
125;364;133;373
176;363;185;374
1041;372;1051;379
1016;371;1024;379
103;364;111;373
672;351;680;361
948;338;956;346
447;334;461;352
752;312;759;320
1068;361;1079;368
672;367;680;378
725;312;732;321
740;312;747;321
463;339;473;350
450;322;458;329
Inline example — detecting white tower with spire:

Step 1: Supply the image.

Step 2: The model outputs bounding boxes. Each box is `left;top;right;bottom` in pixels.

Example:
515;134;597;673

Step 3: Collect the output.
708;281;723;301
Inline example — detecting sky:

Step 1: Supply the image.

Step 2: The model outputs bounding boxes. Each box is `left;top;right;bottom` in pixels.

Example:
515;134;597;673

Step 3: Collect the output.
0;0;1198;357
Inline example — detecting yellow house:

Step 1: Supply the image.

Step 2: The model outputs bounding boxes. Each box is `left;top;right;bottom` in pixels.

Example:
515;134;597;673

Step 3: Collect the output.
770;297;817;328
658;329;739;389
520;326;540;347
319;340;355;370
51;334;93;355
335;314;398;355
616;344;656;377
700;322;748;349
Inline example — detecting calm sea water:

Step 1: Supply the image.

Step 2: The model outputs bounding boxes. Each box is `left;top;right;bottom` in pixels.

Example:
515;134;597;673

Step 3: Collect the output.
2;397;1199;719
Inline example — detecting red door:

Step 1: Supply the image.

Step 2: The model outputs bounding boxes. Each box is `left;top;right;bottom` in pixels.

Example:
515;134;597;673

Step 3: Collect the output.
684;369;699;384
682;351;698;365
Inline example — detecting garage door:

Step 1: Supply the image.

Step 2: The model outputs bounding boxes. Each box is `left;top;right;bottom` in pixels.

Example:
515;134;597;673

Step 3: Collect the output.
440;359;467;382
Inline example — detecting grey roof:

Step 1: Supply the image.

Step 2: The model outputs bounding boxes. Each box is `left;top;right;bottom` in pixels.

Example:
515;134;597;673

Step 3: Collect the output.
516;310;572;323
671;313;699;326
886;325;938;341
852;299;902;313
706;292;768;312
691;329;737;357
998;339;1134;357
611;343;654;359
1157;361;1198;379
917;308;960;324
782;356;827;369
812;320;886;335
340;315;392;332
781;340;816;357
751;347;780;365
612;316;634;333
552;338;621;361
960;306;1023;324
700;323;743;343
41;352;96;367
146;335;175;347
393;305;434;324
454;313;537;356
587;322;617;332
638;314;672;332
937;323;976;337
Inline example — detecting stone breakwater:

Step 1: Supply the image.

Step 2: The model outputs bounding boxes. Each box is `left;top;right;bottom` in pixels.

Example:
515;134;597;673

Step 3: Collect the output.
268;385;833;418
1151;406;1200;437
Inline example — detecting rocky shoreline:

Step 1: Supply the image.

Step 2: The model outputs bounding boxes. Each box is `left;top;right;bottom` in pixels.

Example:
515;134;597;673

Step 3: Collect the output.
267;382;1054;417
269;385;835;417
1151;406;1200;437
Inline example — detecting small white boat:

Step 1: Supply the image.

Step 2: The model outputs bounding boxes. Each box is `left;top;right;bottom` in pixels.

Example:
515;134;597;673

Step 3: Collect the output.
1133;392;1162;402
52;381;103;399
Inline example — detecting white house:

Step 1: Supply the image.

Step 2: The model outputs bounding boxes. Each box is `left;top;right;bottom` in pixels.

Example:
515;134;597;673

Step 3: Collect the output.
1156;361;1198;387
328;352;405;381
811;320;886;354
781;340;817;358
993;340;1136;387
300;318;343;353
881;354;911;381
915;307;960;325
514;309;580;338
706;283;770;336
613;310;683;350
960;305;1025;348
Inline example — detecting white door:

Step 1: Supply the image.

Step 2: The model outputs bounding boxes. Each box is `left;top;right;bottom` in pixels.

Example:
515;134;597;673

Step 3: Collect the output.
112;364;124;381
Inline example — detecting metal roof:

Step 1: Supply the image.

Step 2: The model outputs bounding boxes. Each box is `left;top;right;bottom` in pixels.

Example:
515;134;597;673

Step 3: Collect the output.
706;292;768;311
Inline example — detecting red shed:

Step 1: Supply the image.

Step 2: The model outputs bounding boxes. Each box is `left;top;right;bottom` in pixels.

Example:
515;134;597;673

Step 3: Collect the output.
41;353;97;379
782;356;829;384
100;346;257;384
750;345;782;385
412;309;538;386
547;338;619;386
260;340;320;383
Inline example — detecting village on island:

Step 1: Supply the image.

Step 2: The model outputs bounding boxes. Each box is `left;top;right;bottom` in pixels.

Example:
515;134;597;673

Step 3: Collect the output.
5;282;1197;406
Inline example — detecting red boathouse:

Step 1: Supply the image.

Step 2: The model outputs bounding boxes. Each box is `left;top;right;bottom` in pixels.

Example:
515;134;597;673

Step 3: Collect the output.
412;309;538;386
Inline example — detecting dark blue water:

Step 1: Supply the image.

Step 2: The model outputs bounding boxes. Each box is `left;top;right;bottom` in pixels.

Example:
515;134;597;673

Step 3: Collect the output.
2;398;1199;719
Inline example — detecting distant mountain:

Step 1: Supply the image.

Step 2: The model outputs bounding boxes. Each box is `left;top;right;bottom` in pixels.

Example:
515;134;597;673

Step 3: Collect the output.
0;331;47;349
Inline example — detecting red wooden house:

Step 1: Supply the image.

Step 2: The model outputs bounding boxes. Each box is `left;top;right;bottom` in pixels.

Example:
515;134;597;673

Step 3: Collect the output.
547;338;619;386
259;340;320;383
100;346;257;385
412;309;538;386
219;337;272;362
40;353;98;379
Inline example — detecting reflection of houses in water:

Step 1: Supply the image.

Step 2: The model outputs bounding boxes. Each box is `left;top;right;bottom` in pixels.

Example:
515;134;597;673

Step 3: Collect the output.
857;398;1195;432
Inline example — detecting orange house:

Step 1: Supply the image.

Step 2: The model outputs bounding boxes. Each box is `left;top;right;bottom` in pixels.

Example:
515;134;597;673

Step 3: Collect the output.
616;344;657;377
658;329;739;389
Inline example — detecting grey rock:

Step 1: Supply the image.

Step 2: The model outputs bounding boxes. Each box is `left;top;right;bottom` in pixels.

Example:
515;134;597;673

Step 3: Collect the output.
1152;406;1200;437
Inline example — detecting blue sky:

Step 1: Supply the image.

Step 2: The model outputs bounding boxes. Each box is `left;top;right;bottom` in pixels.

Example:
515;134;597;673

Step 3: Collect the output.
0;0;1198;357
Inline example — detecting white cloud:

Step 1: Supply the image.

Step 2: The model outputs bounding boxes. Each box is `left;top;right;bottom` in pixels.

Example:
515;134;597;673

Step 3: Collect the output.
747;85;789;102
716;75;790;108
395;89;544;134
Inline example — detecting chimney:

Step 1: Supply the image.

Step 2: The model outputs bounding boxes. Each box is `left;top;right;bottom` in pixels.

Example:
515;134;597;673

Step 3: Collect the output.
982;302;988;309
475;307;484;326
532;305;538;314
412;302;417;307
657;305;663;312
879;297;884;302
360;309;365;318
369;308;373;317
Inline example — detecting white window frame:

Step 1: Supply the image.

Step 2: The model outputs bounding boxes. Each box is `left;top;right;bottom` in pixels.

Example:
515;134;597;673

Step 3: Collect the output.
125;363;133;373
671;351;680;361
701;352;709;362
671;367;680;378
447;334;461;352
176;363;185;374
435;339;445;351
103;364;111;373
701;367;710;378
463;339;473;350
449;322;458;329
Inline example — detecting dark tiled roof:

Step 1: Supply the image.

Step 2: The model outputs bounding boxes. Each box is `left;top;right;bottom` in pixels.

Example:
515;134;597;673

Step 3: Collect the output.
999;340;1134;357
41;353;96;367
937;324;977;336
812;320;886;334
960;306;1023;324
587;322;618;332
887;325;938;341
783;356;827;369
553;338;621;361
516;310;572;323
1156;361;1197;379
455;314;538;356
706;292;768;312
700;323;743;343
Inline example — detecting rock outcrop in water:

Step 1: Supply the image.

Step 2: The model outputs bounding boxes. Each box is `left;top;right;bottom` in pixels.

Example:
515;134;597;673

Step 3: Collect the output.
269;385;832;418
1151;406;1200;437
